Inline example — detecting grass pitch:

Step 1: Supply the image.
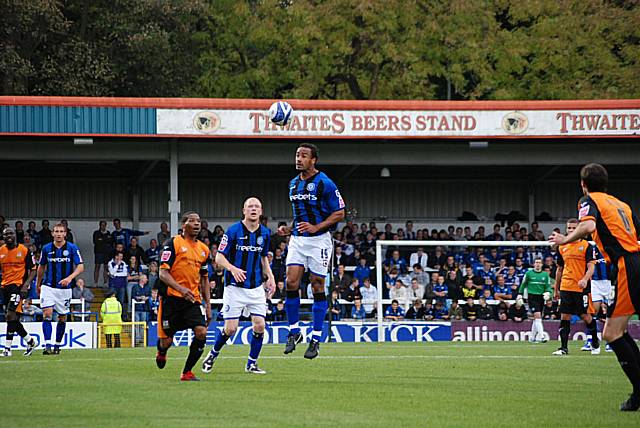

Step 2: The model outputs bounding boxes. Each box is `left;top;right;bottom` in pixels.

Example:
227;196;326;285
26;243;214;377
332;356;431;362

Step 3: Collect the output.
0;341;637;427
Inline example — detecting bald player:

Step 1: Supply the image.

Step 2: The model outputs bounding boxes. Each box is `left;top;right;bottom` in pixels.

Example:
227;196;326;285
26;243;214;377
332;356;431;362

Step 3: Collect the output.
202;197;276;375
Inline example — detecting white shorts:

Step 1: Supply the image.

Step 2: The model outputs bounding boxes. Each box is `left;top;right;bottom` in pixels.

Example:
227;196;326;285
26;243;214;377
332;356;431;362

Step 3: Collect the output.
591;279;612;303
222;285;267;319
286;232;333;277
40;286;72;315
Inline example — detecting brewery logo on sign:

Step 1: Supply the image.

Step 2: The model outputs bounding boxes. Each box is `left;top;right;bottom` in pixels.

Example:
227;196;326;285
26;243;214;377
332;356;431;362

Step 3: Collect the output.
502;112;529;134
193;111;221;133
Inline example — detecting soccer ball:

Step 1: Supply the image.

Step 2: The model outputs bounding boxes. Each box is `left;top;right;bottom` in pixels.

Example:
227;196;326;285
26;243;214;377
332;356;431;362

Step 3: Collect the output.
269;101;293;126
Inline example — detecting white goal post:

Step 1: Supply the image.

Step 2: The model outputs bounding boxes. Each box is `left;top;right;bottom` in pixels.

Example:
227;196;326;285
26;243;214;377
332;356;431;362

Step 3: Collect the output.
375;240;553;342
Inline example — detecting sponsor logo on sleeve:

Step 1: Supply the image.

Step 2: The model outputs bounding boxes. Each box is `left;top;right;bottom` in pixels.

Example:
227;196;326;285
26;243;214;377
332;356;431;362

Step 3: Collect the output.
336;190;346;209
219;234;229;252
160;251;172;262
578;206;589;219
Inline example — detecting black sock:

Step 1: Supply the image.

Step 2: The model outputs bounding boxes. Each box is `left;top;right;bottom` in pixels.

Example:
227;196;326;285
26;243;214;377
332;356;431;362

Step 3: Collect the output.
183;337;206;374
587;320;599;349
560;320;570;350
609;335;640;395
623;332;640;369
5;320;16;344
156;339;168;355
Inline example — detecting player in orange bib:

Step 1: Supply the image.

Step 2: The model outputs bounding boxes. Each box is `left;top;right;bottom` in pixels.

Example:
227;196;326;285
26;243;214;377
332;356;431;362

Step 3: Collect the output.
550;163;640;411
552;219;600;356
0;227;37;357
154;212;211;381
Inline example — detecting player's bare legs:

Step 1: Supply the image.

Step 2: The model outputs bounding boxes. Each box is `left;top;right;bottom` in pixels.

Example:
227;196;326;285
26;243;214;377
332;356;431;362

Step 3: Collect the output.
2;306;36;357
283;265;304;354
304;273;327;359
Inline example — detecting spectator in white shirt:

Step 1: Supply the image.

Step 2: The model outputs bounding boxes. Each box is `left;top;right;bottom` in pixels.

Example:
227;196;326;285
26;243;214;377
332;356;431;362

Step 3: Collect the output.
359;278;378;318
409;247;428;270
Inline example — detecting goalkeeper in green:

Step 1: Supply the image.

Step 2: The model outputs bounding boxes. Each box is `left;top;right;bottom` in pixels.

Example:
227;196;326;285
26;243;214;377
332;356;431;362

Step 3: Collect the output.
517;258;553;343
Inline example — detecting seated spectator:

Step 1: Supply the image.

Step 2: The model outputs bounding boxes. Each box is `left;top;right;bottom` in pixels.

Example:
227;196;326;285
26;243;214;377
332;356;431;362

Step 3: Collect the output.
446;300;463;321
478;260;496;284
389;279;410;311
384;267;400;299
71;278;94;318
328;290;341;321
423;301;435;321
509;298;527;322
481;288;493;301
351;297;366;320
492;275;512;302
462;298;478;321
273;281;286;300
405;299;426;320
461;279;478;299
504;266;520;299
495;301;509;321
342;278;362;302
433;301;448;320
20;299;43;322
384;299;405;321
273;300;287;321
493;257;508;276
384;250;408;275
428;246;447;269
359;278;378;318
334;245;354;267
542;299;559;320
125;237;146;266
408;279;425;302
444;270;461;300
477;296;494;320
157;221;170;245
410;263;429;287
433;275;448;303
409;248;428;270
353;257;371;286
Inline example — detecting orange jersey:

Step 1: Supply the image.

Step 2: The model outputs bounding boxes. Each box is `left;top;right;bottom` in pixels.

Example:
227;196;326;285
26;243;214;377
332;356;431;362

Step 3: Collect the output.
0;244;34;287
578;192;640;263
558;240;594;292
159;235;210;303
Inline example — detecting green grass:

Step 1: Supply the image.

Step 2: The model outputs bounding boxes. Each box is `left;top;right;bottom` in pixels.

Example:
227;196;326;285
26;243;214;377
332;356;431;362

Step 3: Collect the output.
1;341;638;427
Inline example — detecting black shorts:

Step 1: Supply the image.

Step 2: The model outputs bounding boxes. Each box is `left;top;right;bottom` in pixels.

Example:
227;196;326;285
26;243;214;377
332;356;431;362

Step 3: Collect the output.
528;293;544;313
1;285;24;313
158;296;206;338
559;290;588;316
94;253;108;264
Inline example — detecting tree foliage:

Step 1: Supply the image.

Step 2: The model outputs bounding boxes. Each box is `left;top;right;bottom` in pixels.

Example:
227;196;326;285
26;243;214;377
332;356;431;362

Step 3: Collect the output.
1;0;638;99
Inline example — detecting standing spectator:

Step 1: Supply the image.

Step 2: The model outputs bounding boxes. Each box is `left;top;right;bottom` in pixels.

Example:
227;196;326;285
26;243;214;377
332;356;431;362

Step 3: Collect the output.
93;220;112;287
198;220;215;244
384;300;405;321
389;280;410;311
405;299;426;320
149;288;160;319
145;239;160;264
39;219;53;247
126;256;142;318
271;247;287;283
463;298;478;321
71;278;94;319
107;252;128;312
100;290;123;348
404;220;416;240
342;278;362;303
477;297;494;320
131;274;151;323
353;257;371;286
359;278;378;318
157;222;170;246
351;297;366;320
111;218;149;251
60;219;74;243
330;290;341;321
26;221;39;247
14;220;25;243
333;245;353;267
409;248;428;270
147;261;159;289
125;237;146;266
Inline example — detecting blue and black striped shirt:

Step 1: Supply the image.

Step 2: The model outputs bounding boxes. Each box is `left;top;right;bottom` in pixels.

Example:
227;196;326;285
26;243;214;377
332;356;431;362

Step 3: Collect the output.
218;222;270;289
289;171;345;237
39;242;83;288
